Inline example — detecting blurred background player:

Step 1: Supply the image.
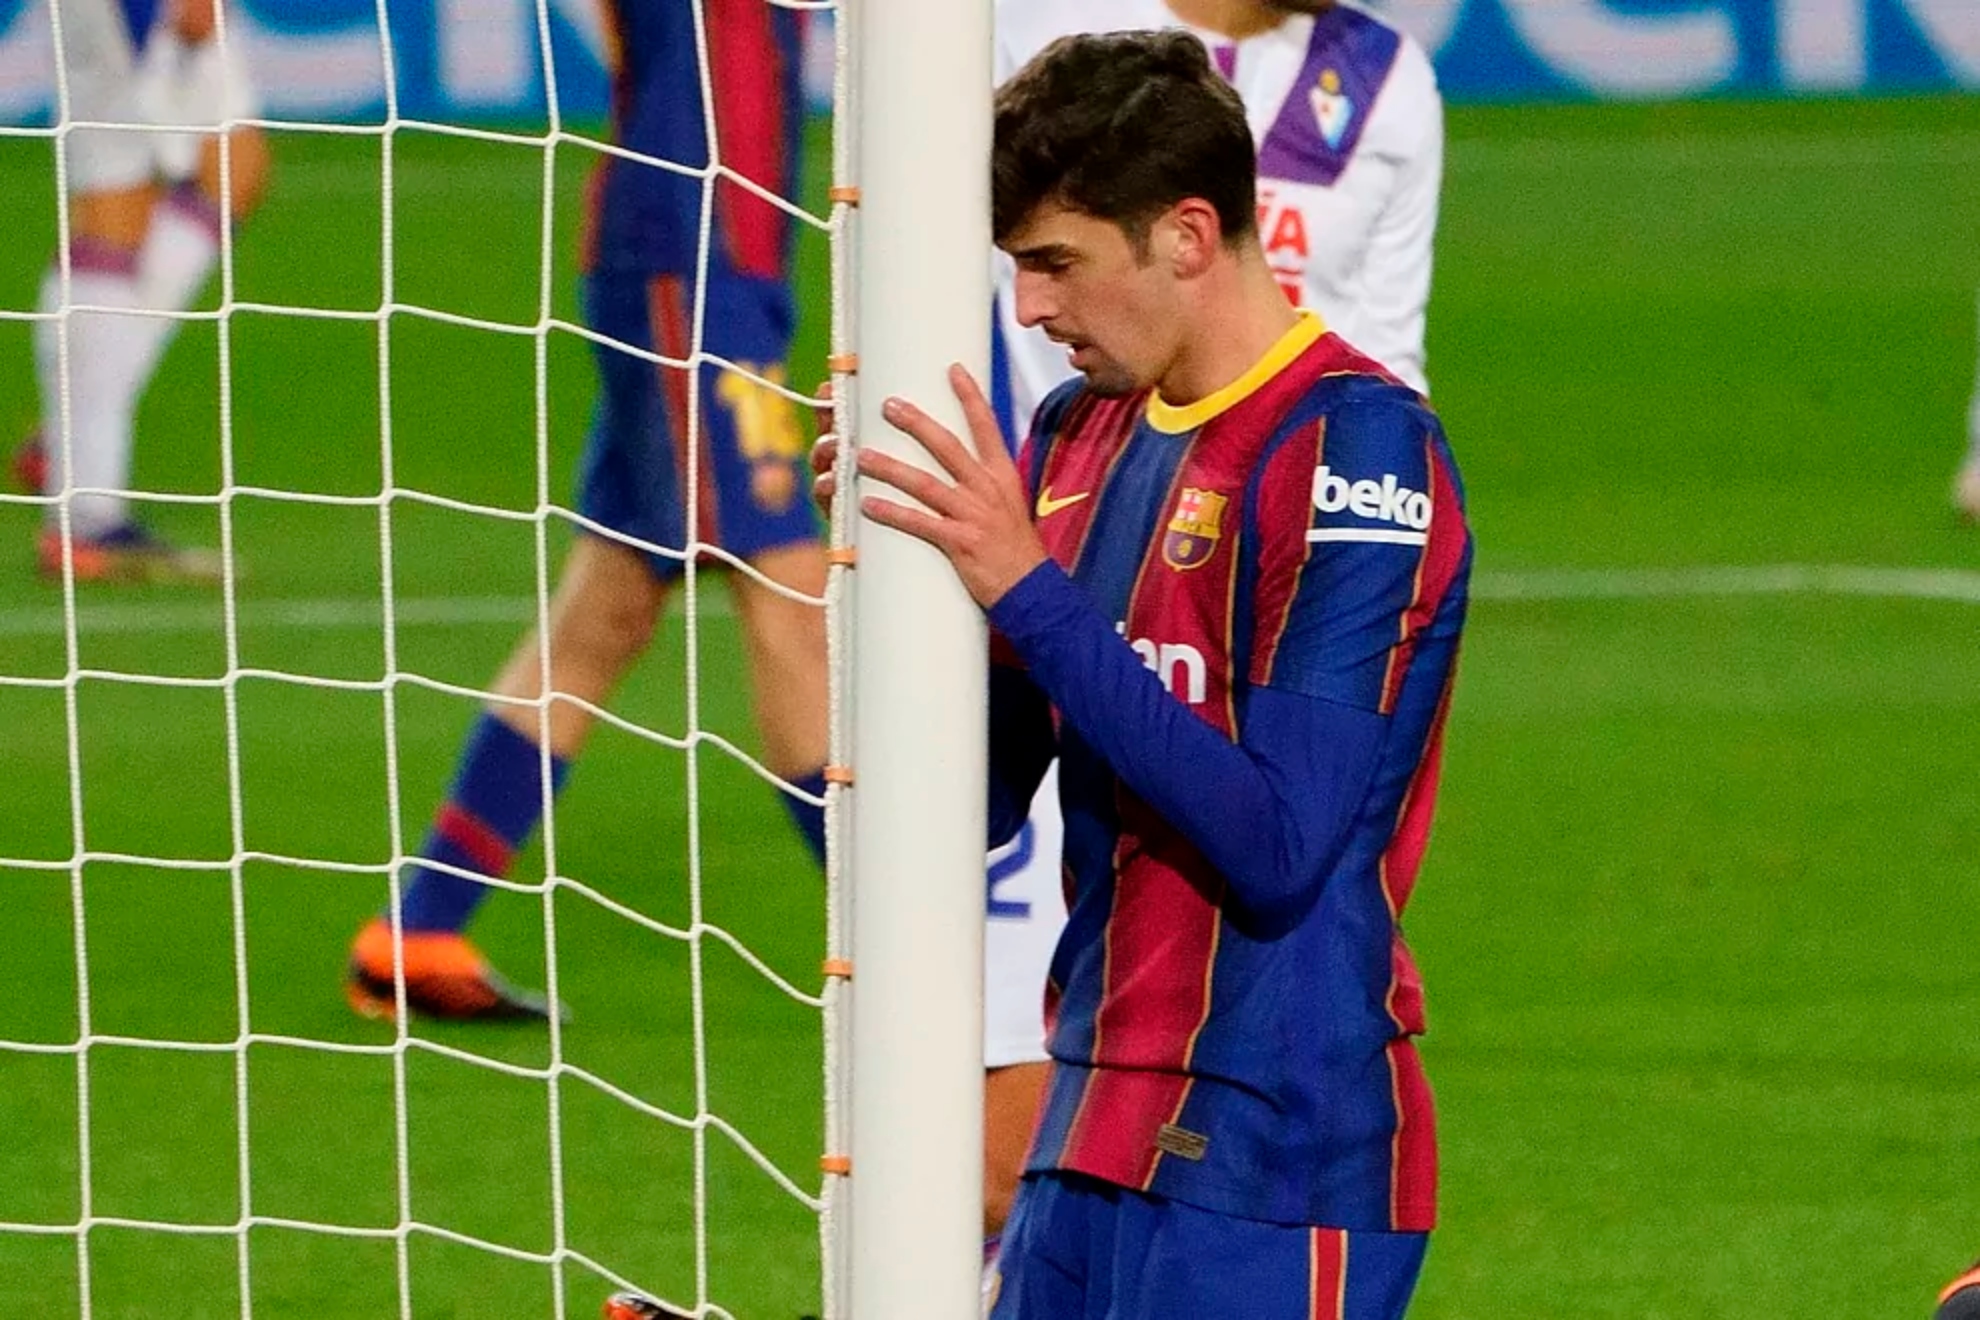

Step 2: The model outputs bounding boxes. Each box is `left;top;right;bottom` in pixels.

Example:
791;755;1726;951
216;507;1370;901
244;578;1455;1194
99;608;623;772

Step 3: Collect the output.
345;0;828;1021
18;0;268;581
976;0;1445;1269
1953;289;1980;521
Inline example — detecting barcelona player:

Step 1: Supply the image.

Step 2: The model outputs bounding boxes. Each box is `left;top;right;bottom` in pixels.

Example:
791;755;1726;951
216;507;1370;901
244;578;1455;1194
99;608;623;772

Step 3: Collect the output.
820;30;1469;1317
18;0;268;580
977;0;1445;1267
345;0;828;1020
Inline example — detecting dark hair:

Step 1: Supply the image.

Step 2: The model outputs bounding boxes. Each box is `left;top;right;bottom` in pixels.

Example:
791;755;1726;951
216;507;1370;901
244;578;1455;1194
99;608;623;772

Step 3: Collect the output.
993;30;1257;252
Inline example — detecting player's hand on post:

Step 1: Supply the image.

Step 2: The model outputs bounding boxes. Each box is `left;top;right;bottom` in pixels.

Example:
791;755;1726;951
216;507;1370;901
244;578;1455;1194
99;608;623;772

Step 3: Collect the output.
859;364;1047;610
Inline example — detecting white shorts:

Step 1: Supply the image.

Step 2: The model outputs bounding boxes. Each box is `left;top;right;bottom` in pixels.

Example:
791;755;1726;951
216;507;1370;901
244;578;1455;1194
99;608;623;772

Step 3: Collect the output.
983;764;1068;1070
54;0;258;195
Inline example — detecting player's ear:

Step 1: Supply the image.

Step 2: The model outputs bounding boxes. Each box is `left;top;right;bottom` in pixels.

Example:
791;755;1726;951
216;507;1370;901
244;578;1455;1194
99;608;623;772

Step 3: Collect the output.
1162;198;1222;281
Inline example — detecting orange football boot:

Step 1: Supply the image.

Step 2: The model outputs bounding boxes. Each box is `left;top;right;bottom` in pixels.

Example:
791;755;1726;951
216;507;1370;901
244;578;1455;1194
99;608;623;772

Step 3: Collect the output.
36;524;225;584
603;1295;689;1320
345;917;561;1023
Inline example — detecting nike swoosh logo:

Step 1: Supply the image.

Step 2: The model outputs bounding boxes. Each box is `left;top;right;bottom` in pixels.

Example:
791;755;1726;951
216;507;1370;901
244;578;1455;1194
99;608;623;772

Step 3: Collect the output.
1035;488;1091;518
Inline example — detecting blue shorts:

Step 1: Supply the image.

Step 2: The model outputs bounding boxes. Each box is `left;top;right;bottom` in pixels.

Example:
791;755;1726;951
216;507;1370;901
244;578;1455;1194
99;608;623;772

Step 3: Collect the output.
990;1172;1428;1320
575;263;818;579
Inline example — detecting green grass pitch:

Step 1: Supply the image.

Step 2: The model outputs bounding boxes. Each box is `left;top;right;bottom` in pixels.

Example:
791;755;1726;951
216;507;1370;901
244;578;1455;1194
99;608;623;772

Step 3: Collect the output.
1;96;1977;1317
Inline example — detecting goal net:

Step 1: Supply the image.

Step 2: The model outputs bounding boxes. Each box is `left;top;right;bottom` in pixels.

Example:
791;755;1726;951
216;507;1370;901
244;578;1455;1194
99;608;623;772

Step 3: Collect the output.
0;1;989;1316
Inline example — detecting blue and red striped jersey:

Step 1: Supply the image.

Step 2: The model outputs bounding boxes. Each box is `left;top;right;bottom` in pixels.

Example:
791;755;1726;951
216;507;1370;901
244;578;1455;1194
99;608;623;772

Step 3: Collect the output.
584;0;802;281
1001;312;1469;1232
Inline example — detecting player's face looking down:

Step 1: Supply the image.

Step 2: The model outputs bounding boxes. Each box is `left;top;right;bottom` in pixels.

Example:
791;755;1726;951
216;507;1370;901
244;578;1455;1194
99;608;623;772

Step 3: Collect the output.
1002;198;1226;398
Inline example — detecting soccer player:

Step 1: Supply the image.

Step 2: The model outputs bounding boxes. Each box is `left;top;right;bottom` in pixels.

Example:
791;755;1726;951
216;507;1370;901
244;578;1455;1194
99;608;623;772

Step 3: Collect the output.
1941;1260;1980;1320
19;0;267;581
344;0;828;1020
976;0;1445;1260
821;31;1469;1317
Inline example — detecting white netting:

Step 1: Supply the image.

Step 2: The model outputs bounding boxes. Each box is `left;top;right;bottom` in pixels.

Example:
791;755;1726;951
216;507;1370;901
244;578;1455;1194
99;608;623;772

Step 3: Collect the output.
0;2;852;1316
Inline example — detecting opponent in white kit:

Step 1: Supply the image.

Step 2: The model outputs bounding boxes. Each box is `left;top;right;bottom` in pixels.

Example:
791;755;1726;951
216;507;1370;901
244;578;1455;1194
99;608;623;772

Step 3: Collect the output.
978;0;1445;1263
18;0;267;580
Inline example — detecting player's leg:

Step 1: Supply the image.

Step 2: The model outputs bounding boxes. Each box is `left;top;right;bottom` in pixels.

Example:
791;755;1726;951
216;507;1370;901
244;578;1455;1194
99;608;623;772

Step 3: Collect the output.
119;121;271;402
984;1062;1050;1231
346;532;671;1020
401;531;670;928
127;16;269;417
730;541;831;859
697;258;833;862
347;269;685;1020
29;0;170;571
1940;1260;1980;1320
31;5;265;579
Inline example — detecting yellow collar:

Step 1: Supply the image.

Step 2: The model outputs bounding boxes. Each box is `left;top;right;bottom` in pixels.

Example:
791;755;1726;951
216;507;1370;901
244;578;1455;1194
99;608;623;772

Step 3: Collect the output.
1145;309;1326;435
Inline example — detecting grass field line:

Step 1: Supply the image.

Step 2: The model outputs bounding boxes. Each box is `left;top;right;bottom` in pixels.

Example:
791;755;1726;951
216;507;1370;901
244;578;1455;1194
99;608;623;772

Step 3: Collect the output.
0;564;1975;641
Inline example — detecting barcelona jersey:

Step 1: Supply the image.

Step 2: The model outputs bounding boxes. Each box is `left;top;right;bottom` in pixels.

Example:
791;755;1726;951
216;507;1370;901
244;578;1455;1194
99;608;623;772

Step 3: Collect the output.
1000;312;1469;1232
586;0;803;282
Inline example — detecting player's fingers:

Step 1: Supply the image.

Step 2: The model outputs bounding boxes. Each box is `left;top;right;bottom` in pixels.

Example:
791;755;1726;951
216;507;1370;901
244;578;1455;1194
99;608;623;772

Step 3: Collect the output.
948;364;1017;479
881;396;979;487
857;448;964;518
809;434;839;481
860;495;954;552
808;437;839;514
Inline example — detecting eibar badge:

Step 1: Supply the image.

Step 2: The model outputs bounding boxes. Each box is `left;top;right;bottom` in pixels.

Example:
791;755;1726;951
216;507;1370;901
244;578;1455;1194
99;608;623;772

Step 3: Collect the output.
1163;487;1228;570
1310;68;1354;150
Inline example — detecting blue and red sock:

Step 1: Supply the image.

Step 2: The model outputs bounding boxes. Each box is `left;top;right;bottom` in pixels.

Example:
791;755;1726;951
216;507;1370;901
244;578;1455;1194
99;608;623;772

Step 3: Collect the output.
397;714;570;934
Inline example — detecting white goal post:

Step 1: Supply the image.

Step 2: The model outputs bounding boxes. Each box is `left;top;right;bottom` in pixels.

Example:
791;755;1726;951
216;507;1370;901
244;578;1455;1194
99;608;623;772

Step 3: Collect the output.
831;0;993;1318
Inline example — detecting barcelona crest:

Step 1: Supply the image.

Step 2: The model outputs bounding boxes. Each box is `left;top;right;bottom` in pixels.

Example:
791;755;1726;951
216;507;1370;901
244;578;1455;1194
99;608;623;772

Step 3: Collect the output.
1163;488;1228;570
